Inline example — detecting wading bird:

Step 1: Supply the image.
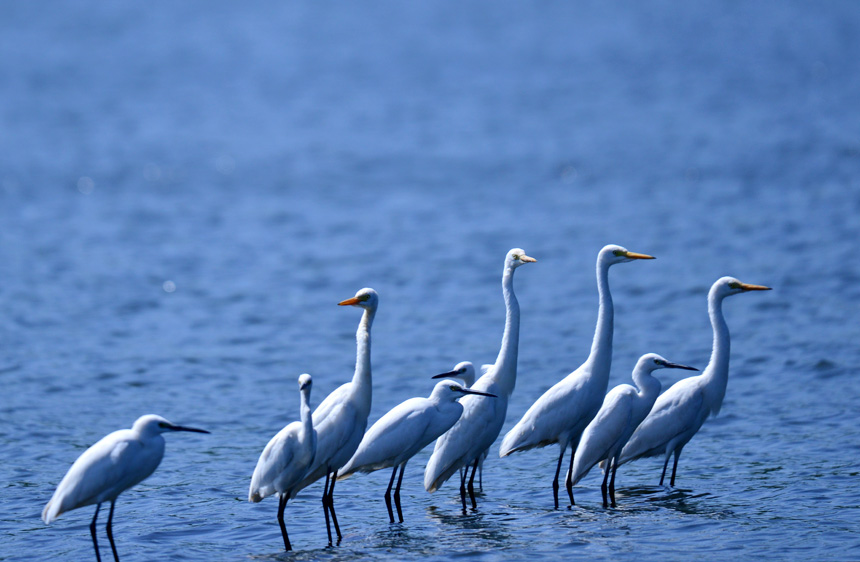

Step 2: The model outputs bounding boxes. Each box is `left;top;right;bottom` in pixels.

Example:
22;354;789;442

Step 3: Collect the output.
339;379;495;522
294;288;378;545
618;277;771;486
570;354;697;507
431;362;485;488
425;248;535;510
500;244;654;508
42;415;209;562
249;374;317;551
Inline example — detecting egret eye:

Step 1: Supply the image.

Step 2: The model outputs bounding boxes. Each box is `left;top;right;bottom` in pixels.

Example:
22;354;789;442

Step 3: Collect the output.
613;249;625;257
360;294;370;302
449;385;458;391
728;281;741;289
158;422;169;428
654;359;661;365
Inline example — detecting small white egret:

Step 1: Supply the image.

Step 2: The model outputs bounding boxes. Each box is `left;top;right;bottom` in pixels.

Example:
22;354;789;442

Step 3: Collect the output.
618;277;771;486
431;362;486;489
42;415;209;562
500;244;653;508
294;287;378;545
424;248;535;510
338;380;496;522
249;374;316;551
569;354;697;507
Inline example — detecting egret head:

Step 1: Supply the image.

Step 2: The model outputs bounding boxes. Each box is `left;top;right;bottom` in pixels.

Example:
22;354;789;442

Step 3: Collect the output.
338;287;379;310
133;414;210;436
600;244;655;265
298;373;312;392
506;248;537;270
431;361;476;387
712;276;772;299
432;380;497;402
637;353;698;373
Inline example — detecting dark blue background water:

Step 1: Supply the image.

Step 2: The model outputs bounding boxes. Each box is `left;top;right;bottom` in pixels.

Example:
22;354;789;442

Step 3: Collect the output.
2;1;859;560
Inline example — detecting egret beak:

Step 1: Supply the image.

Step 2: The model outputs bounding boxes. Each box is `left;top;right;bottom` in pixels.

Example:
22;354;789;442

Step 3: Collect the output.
338;297;361;306
739;283;771;291
168;424;210;434
624;251;655;260
432;369;465;379
455;388;497;398
519;254;537;263
664;362;698;371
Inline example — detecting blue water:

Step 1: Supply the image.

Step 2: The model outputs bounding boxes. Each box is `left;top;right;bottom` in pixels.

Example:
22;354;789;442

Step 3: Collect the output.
2;1;860;560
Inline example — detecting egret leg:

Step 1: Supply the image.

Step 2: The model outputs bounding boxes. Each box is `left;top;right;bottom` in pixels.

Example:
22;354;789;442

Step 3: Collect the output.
565;442;576;506
609;456;619;508
393;463;406;523
277;494;291;551
322;472;333;545
459;465;468;513
478;460;483;492
467;458;479;509
89;503;102;562
552;447;565;509
600;459;611;508
670;448;682;487
328;470;342;540
384;466;398;523
659;451;671;486
105;500;119;562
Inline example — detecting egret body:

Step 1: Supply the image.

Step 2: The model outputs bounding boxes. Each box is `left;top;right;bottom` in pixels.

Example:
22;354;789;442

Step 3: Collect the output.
339;380;495;522
499;244;653;508
424;248;535;509
618;277;771;485
294;287;378;544
570;354;697;507
42;415;209;562
249;374;316;551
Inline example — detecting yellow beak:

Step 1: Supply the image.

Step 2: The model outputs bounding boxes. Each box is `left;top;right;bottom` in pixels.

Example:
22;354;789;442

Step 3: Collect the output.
624;251;655;260
338;297;361;306
520;254;537;263
739;282;771;291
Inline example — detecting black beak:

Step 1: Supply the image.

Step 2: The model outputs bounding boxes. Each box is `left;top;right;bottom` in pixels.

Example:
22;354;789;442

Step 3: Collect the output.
169;425;210;434
664;362;698;371
432;369;463;379
455;388;497;398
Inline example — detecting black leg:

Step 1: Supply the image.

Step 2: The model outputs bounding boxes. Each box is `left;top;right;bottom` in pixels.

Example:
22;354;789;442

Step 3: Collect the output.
459;464;468;513
600;459;611;508
322;472;333;545
393;463;406;523
277;494;291;551
90;503;102;562
329;470;342;540
477;456;483;492
467;458;479;509
552;447;564;509
565;442;576;506
609;456;619;507
106;500;118;562
384;466;398;523
659;451;671;486
670;449;681;487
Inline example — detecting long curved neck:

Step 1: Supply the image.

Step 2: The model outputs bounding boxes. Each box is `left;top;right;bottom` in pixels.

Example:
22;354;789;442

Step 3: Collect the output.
587;258;614;373
352;307;375;399
704;291;730;397
633;368;661;402
493;265;520;396
300;389;313;437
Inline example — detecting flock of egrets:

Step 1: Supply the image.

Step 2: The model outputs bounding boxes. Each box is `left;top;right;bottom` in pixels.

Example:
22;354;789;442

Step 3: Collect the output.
41;245;770;560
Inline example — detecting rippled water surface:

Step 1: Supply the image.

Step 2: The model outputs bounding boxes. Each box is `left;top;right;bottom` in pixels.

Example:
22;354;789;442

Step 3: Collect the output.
2;2;860;561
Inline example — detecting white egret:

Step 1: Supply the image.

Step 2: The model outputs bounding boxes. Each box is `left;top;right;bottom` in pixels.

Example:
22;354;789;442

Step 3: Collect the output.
249;374;316;551
424;248;535;510
294;287;378;545
569;354;697;507
500;244;654;508
618;277;771;486
338;380;496;522
431;362;486;489
42;415;209;562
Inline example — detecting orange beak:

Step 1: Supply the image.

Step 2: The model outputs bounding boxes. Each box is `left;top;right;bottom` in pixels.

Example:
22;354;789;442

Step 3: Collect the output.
739;282;771;291
338;297;361;306
624;251;655;260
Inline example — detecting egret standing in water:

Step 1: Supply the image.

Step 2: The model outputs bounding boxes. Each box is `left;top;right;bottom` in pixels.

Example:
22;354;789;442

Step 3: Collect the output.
500;244;654;508
431;362;485;489
569;354;697;507
618;277;771;486
339;380;496;523
249;374;316;551
42;415;209;562
294;287;378;545
424;248;536;510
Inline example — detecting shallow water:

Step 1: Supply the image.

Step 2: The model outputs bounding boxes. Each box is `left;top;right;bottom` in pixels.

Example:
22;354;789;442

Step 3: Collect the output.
2;1;860;560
